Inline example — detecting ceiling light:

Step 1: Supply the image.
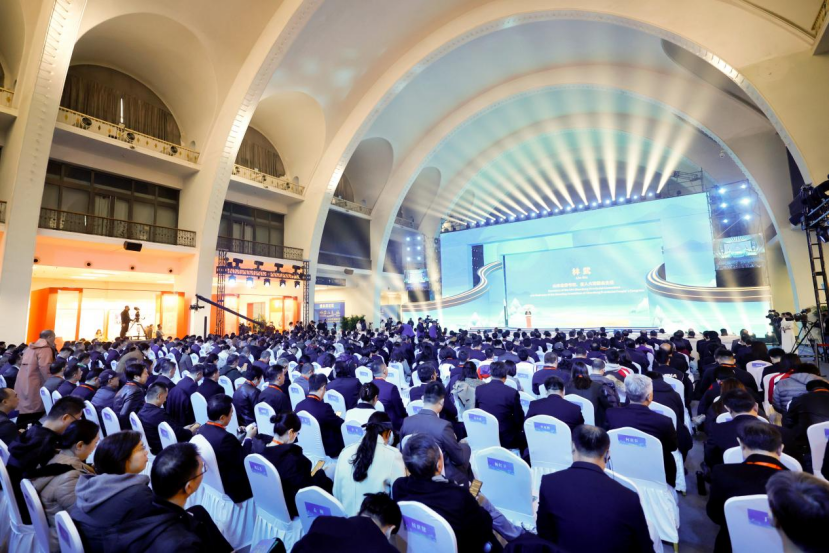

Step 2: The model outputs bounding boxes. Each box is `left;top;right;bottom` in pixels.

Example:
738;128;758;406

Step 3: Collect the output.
741;184;747;189
578;205;584;209
720;202;727;208
294;280;301;288
723;219;729;224
279;280;286;288
263;278;271;287
633;195;639;200
274;263;283;271
618;198;625;203
228;275;237;286
718;188;725;194
604;200;611;205
246;277;254;288
590;202;597;208
565;206;572;211
552;209;558;214
647;192;654;198
743;214;751;220
740;198;751;205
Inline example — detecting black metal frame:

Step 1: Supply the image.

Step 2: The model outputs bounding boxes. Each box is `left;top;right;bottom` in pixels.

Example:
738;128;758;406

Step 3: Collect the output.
798;185;829;359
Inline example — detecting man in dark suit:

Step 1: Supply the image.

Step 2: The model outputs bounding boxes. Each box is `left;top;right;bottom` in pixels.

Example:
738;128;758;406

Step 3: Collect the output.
652;349;693;408
295;374;344;457
526;375;584;430
647;372;692;459
149;358;177;391
326;360;361;410
607;373;678;487
531;352;570;395
56;365;82;397
475;361;525;449
696;349;759;406
400;381;471;485
70;372;99;403
166;364;205;426
0;387;20;445
196;394;257;503
258;366;291;416
198;365;225;402
409;363;458;424
137;383;199;455
370;359;407;430
120;305;131;339
783;379;829;460
707;420;788;552
537;425;652;552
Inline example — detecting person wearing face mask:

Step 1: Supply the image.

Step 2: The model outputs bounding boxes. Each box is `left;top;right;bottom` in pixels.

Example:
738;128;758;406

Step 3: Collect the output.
333;412;406;515
536;425;653;553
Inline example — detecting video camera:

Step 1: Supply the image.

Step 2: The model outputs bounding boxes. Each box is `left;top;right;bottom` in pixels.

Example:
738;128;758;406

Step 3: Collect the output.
133;306;142;323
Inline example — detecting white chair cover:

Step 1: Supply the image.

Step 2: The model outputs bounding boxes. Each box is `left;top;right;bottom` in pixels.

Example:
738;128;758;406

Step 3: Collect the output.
663;375;685;400
226;405;240;436
807;421;829;480
244;454;303;549
21;478;50;553
471;447;535;530
387;365;406;391
0;439;8;464
100;407;122;437
324;390;347;416
397;501;458;553
51;390;62;405
0;456;36;552
717;412;734;423
191;392;209;425
356;367;373;384
110;361;118;371
406;399;424;417
40;387;54;414
504;378;518;391
724;494;784;553
55;511;84;553
289;384;305;410
190;353;199;365
288;361;298;371
563;394;595;425
235;376;247;390
608;427;679;544
312;362;322;372
189;435;255;548
723;447;802;471
82;401;105;440
648;402;685;493
515;366;534;396
0;375;5;388
295;485;346;533
746;361;772;390
218;375;235;396
128;412;155;474
524;415;572;494
255;402;276;435
296;411;328;463
341;420;365;448
605;471;662;553
158;421;178;450
462;409;501;454
519;392;534;416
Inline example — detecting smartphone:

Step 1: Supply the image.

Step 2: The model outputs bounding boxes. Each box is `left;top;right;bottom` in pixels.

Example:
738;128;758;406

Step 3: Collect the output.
469;479;483;498
311;460;325;476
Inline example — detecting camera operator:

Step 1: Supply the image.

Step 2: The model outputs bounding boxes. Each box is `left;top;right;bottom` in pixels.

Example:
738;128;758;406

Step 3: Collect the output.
780;312;796;353
120;305;131;339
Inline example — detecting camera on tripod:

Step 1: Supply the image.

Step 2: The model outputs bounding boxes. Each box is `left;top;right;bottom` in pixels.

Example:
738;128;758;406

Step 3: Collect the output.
133;306;142;323
792;308;812;323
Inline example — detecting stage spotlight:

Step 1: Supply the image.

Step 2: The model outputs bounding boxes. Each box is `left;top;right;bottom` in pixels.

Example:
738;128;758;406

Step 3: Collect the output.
274;263;283;271
578;204;584;209
294;280;301;288
500;218;506;223
565;206;572;211
618;198;625;203
743;214;751;220
232;258;243;267
740;198;751;205
406;237;410;241
245;277;254;288
723;218;729;223
292;265;301;272
406;257;411;262
718;187;725;194
417;256;422;261
647;192;654;198
604;200;611;205
633;195;639;200
590;202;597;208
228;275;237;286
720;202;727;208
253;260;264;268
225;261;234;268
279;280;286;288
263;278;271;287
741;183;747;189
530;212;536;218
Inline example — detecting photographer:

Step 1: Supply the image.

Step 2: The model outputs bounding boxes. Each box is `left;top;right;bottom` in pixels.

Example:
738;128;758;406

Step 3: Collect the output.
120;305;131;339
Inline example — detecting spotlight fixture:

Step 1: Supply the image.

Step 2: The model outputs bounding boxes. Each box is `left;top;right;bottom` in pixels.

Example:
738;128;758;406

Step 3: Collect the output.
565;206;572;211
604;200;611;205
228;275;237;286
723;218;729;223
294;280;301;288
553;209;559;214
279;279;286;288
245;277;254;288
274;263;284;271
720;202;727;208
743;214;751;220
292;265;301;272
578;204;584;209
590;202;597;208
232;258;243;267
618;198;626;203
633;195;639;200
253;260;264;268
740;183;747;189
647;192;654;198
263;278;271;287
740;198;751;205
718;188;725;194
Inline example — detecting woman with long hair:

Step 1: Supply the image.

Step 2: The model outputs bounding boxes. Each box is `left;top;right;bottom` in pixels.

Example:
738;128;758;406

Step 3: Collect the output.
564;360;611;427
333;411;405;515
344;382;382;424
454;361;484;414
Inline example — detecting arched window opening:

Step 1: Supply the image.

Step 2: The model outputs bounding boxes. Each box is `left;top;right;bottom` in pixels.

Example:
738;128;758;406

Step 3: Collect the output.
235;126;285;178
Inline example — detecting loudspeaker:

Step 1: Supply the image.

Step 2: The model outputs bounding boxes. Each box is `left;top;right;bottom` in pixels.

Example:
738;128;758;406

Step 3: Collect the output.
344;268;354;275
123;241;143;252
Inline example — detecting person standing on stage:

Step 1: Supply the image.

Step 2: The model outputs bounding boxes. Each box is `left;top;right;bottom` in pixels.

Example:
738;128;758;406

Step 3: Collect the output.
120;306;131;339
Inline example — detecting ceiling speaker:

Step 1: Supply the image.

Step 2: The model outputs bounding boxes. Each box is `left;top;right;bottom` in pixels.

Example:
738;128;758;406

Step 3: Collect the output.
123;241;143;252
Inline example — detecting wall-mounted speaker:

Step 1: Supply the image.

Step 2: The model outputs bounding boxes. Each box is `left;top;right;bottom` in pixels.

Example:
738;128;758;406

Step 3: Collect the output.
123;241;143;252
344;268;354;275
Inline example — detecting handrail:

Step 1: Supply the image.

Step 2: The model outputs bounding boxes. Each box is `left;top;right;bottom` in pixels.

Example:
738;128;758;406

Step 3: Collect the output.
39;207;196;247
0;201;6;223
56;106;200;163
232;164;305;195
332;197;372;216
217;236;304;261
0;87;13;108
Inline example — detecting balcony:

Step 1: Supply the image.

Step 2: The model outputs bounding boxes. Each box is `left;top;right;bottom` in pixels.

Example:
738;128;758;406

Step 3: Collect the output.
217;236;304;261
0;201;6;224
39;208;196;247
232;165;304;195
331;197;372;217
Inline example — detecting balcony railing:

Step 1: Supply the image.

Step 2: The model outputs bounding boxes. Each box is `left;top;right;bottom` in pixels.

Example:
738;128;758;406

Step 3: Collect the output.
217;236;304;261
39;208;196;247
232;165;305;195
0;201;6;224
56;107;200;163
332;197;372;216
395;216;417;229
0;87;12;108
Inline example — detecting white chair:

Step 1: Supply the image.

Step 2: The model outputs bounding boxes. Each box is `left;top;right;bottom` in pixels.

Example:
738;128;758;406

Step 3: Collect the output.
82;401;104;440
296;411;329;464
288;361;298;372
312;362;322;373
663;375;685;400
324;390;347;416
723;446;802;471
244;453;303;548
341;420;365;447
515;365;534;396
762;373;781;416
0;439;9;463
255;402;276;435
608;427;679;546
746;361;772;390
462;409;501;453
21;478;50;553
289;384;305;410
51;390;62;407
158;421;178;450
387;365;406;391
519;392;534;416
290;371;301;383
356;367;373;384
605;471;663;553
411;370;422;387
190;353;199;365
189;434;255;548
40;387;54;414
524;415;572;494
716;412;734;423
110;361;118;371
471;447;535;530
191;392;209;425
0;456;36;552
295;485;346;533
563;394;595;425
218;375;235;396
648;402;686;493
724;494;784;553
128;412;155;474
226;405;240;436
504;378;518;391
807;421;829;480
55;511;84;553
397;501;458;553
100;407;122;437
406;399;424;417
235;376;247;390
0;375;5;388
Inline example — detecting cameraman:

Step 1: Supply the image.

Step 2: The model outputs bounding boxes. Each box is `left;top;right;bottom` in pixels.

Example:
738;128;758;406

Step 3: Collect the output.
120;305;131;339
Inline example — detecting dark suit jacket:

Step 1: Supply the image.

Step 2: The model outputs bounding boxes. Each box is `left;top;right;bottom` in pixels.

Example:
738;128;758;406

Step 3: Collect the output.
653;364;693;408
138;403;192;455
197;379;225;402
707;454;787;552
292;516;398;553
373;378;407;430
0;410;17;446
400;409;471;484
783;390;829;455
326;376;361;410
258;384;291;417
56;379;77;397
410;383;458;423
166;376;198;425
70;383;97;403
475;379;525;449
537;462;652;553
652;379;692;456
606;403;678;486
531;368;571;396
295;396;345;457
525;395;584;430
196;423;253;503
152;375;175;391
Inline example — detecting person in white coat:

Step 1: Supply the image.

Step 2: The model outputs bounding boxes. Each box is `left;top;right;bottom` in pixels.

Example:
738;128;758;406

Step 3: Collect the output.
333;411;406;515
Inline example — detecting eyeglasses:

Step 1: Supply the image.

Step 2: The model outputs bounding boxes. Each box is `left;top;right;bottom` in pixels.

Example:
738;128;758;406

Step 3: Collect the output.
185;463;208;485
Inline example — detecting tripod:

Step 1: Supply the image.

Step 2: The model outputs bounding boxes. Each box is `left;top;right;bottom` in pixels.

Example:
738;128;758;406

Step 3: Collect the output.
790;320;820;358
128;318;148;340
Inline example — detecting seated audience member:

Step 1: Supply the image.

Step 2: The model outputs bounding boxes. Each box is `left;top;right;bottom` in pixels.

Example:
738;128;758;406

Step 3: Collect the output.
784;379;829;461
537;425;652;553
138;383;200;455
0;387;20;445
219;354;244;385
704;388;764;469
30;419;98;551
43;360;66;394
526;375;585;430
410;362;459;424
707;421;789;553
565;360;610;427
698;366;741;418
71;430;152;552
294;361;315;396
334;412;406;515
588;359;620;408
7;396;85;524
295;373;346;457
773;363;827;414
697;349;759;406
453;361;484;412
258;366;291;417
166;364;205;425
148;358;177;390
400;381;471;484
232;365;263;426
196;394;257;503
1;349;21;390
531;352;570;395
251;412;333;518
129;443;233;552
91;369;120;412
292;492;400;553
113;363;148;428
475;361;525;449
70;371;99;402
766;471;829;553
197;364;224;401
344;382;382;425
647;371;692;459
371;359;407;430
326;360;361;410
56;365;82;397
607;374;678;487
